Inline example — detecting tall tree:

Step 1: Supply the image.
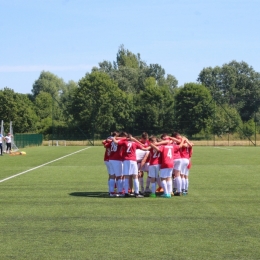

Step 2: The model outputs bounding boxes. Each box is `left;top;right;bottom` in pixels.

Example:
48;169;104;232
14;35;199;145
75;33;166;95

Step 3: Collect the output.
134;77;162;133
174;83;213;137
113;66;139;93
32;71;68;133
69;71;132;135
31;71;66;98
198;61;260;121
60;80;78;123
146;64;165;82
134;77;175;134
164;74;178;90
34;92;53;134
116;44;140;69
97;45;178;94
211;103;242;136
0;88;38;133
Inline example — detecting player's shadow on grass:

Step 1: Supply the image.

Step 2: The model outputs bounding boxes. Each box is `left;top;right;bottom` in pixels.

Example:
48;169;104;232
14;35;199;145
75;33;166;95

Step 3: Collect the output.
69;191;152;198
69;192;110;198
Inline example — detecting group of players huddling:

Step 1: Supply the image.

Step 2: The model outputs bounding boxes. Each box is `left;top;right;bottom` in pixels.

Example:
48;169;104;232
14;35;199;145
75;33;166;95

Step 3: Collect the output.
102;131;193;198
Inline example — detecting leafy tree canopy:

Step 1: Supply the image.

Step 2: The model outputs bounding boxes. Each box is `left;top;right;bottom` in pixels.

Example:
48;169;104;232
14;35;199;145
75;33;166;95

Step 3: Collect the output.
0;88;38;133
96;45;178;94
69;71;132;135
31;71;66;98
174;83;214;137
211;104;242;136
198;60;260;121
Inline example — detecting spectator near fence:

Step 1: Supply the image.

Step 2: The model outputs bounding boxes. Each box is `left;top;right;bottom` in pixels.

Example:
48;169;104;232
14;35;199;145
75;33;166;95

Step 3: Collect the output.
5;133;12;154
0;133;4;155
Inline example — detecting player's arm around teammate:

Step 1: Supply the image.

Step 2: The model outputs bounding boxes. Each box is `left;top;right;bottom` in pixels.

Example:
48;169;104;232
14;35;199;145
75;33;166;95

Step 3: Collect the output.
136;149;150;194
102;139;113;194
109;132;127;197
182;144;193;194
113;134;147;198
148;136;161;197
170;134;186;195
150;140;174;198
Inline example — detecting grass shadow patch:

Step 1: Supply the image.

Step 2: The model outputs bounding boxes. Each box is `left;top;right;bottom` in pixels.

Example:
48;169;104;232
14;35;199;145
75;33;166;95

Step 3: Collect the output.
69;191;109;198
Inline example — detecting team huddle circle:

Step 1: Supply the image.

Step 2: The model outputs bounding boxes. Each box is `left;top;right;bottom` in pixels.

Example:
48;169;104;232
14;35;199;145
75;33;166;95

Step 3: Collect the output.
102;131;193;198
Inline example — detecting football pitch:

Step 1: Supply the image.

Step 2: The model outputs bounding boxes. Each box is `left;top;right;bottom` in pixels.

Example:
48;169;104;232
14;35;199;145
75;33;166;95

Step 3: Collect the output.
0;146;259;260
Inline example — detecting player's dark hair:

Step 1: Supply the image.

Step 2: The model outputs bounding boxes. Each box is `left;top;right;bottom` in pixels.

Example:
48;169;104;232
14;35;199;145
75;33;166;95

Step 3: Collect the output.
149;135;157;143
171;132;180;137
111;131;119;137
141;132;149;139
161;133;168;139
119;131;127;137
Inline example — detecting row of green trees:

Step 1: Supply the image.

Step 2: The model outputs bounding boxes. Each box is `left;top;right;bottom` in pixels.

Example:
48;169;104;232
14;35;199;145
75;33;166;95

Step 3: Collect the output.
0;45;259;139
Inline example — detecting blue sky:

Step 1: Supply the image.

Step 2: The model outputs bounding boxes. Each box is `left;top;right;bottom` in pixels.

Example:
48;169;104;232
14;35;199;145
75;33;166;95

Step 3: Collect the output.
1;0;259;94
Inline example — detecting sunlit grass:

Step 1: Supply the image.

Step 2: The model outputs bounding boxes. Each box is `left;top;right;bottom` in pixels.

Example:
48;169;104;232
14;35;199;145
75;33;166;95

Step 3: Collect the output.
0;146;259;259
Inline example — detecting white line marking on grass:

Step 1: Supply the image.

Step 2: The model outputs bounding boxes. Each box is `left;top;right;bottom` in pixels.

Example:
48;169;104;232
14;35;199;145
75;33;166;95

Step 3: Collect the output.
214;147;232;151
0;147;91;184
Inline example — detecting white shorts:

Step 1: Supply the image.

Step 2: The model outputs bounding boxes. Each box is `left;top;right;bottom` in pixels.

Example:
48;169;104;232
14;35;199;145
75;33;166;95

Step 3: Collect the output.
138;162;149;172
181;158;189;175
109;160;123;177
136;150;149;161
160;168;173;178
104;161;113;175
148;165;160;178
123;160;138;176
173;159;182;171
184;169;190;177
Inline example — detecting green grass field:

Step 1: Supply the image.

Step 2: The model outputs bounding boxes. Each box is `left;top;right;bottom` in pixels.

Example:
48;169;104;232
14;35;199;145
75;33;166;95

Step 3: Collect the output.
0;146;260;260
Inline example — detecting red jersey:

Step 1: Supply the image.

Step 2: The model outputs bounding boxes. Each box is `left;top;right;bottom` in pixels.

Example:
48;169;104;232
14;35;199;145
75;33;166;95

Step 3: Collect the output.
149;147;161;165
159;144;175;169
140;139;150;147
173;143;182;159
118;140;143;161
180;146;192;159
108;141;123;161
140;139;150;162
102;141;111;161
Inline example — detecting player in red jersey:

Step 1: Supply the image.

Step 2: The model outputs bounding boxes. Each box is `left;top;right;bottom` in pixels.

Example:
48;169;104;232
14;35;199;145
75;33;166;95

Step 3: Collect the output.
160;133;171;141
154;136;166;193
107;132;127;197
139;132;151;193
112;134;149;198
169;133;191;195
102;131;119;196
171;133;183;196
140;132;150;146
181;144;193;194
150;140;174;198
136;149;150;192
170;133;193;194
154;134;180;194
148;136;161;198
102;139;112;194
151;137;185;197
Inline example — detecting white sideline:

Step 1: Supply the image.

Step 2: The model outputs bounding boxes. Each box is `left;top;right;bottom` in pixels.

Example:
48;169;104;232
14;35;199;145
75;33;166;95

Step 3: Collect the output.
0;147;91;183
214;147;232;151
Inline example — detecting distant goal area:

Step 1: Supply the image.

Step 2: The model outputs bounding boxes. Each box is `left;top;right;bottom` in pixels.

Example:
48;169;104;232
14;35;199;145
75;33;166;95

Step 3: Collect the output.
44;140;93;146
48;140;66;146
